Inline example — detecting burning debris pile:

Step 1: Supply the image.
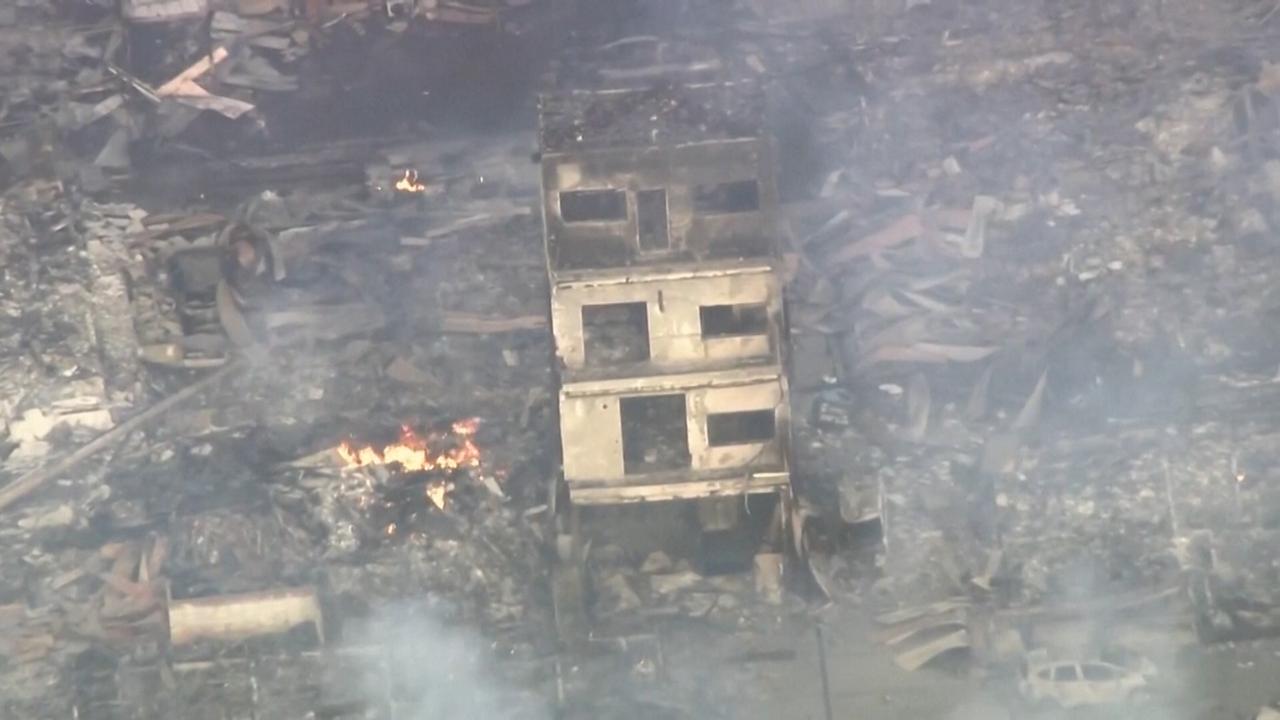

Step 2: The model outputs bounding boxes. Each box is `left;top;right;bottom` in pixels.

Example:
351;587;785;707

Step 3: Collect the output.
0;194;557;716
338;420;481;507
394;169;428;194
255;412;554;638
287;419;487;553
0;29;555;713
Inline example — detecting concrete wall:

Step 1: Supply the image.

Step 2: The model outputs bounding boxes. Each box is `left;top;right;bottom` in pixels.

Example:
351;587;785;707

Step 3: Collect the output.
551;268;781;372
541;139;777;271
560;375;789;483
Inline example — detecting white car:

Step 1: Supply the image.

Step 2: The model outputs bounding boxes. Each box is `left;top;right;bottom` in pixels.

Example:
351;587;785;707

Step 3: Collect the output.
1018;658;1150;709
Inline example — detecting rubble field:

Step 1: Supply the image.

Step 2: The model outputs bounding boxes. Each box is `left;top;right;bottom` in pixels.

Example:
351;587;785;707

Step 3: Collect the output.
2;0;1280;718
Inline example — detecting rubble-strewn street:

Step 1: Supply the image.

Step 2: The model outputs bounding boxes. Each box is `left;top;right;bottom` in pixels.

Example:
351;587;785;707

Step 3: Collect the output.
3;1;1280;718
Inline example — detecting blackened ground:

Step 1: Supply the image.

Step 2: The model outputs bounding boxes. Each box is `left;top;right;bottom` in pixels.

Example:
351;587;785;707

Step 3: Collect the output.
262;23;548;146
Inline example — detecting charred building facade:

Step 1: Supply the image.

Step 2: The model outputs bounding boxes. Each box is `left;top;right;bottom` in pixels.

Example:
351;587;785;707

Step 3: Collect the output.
538;81;792;594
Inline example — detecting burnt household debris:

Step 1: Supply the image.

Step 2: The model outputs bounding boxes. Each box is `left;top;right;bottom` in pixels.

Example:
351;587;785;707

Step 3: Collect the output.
2;1;1280;719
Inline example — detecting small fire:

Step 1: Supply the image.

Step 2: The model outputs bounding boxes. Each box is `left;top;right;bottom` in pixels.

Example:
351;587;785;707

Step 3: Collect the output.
336;421;481;511
426;480;453;511
394;169;427;193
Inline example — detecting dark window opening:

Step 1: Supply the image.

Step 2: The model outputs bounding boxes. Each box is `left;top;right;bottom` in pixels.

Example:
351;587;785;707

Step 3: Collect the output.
692;180;760;214
621;394;691;474
700;303;769;338
560;189;627;222
636;189;670;251
707;409;776;446
582;302;650;366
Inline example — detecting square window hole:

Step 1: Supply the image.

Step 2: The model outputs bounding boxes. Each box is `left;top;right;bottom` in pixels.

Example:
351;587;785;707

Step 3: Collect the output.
706;409;776;446
636;189;670;251
621;394;691;474
700;303;769;338
582;302;650;366
692;180;760;214
560;189;627;222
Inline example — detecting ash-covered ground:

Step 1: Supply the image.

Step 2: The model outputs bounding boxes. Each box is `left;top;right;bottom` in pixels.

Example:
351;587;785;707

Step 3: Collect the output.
2;1;1280;719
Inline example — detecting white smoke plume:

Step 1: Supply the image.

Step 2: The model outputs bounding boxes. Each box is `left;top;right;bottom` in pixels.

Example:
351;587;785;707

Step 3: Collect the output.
341;603;551;720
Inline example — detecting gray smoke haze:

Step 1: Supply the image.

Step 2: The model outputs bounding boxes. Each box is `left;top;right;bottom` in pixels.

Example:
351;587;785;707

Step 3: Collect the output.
938;560;1202;720
344;604;551;720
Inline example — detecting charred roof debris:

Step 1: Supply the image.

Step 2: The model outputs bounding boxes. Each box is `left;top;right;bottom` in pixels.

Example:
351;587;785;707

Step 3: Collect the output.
1;0;1280;718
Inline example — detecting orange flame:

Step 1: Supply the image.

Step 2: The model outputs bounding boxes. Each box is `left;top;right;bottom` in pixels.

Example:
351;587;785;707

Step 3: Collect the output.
426;480;453;511
336;422;481;511
394;169;427;193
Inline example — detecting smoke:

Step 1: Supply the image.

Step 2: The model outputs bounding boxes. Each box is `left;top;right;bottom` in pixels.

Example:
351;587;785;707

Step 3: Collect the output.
343;603;551;720
944;698;1011;720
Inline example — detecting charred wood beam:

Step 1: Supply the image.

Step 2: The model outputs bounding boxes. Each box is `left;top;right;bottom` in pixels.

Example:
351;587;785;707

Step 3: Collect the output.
140;138;408;196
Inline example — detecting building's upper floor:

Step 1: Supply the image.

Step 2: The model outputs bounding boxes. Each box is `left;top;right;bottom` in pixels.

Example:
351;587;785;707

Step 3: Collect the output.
538;83;779;274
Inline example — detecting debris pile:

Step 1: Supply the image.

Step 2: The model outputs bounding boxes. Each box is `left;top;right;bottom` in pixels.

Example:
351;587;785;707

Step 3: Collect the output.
770;0;1280;627
0;26;557;705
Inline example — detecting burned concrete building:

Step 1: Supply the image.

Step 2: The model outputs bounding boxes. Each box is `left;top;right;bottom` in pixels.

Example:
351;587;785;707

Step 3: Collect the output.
538;80;794;633
540;82;790;507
